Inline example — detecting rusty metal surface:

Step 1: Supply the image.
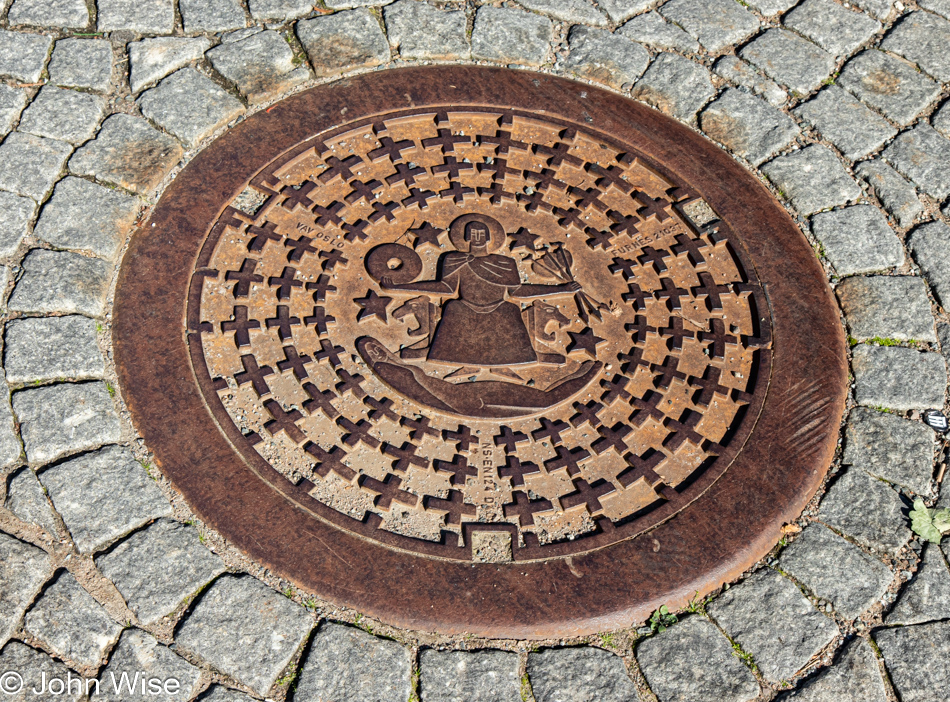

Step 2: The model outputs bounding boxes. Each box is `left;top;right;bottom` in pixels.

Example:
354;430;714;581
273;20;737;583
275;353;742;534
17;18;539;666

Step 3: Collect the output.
113;66;847;638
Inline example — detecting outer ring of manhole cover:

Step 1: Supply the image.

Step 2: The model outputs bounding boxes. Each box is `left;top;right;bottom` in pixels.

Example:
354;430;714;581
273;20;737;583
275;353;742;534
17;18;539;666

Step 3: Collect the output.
114;66;847;638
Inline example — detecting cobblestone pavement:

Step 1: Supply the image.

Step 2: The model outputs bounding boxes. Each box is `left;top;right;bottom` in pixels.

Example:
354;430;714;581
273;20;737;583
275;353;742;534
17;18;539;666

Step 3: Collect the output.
0;0;948;700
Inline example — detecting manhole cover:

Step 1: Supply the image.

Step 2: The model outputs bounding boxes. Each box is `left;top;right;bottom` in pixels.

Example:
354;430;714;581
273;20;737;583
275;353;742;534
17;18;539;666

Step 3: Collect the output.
114;67;847;637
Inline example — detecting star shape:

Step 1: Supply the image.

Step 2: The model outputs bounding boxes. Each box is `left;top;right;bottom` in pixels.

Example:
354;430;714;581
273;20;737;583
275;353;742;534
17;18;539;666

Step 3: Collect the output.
567;327;606;358
509;227;540;251
410;222;443;249
354;289;393;322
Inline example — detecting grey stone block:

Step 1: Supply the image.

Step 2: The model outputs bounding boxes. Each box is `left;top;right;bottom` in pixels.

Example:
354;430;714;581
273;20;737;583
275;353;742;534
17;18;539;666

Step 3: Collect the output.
794;86;896;160
471;6;552;67
207;30;310;105
784;0;881;57
297;10;390;78
852;0;893;21
248;0;313;20
745;0;798;14
0;30;52;83
700;87;799;165
660;0;759;53
98;0;174;33
8;0;88;29
852;344;947;411
0;373;21;470
909;221;950;308
0;190;35;257
854;159;923;228
8;249;111;317
515;0;608;26
708;569;839;683
0;84;28;137
631;52;715;122
175;575;312;696
817;467;911;555
837;276;936;343
35;176;139;260
384;0;470;61
713;56;787;107
39;445;171;553
97;519;225;625
48;39;112;93
138;68;246;148
96;629;201;702
884;125;950;200
739;28;835;96
325;0;394;6
128;37;213;94
762;145;862;216
844;408;935;495
881;10;950;82
619;11;700;53
180;0;246;32
809;205;904;275
294;621;411;702
4;469;58;534
921;0;950;18
68;114;182;194
0;532;50;649
598;0;654;23
887;544;950;625
0;642;82;702
778;524;893;620
637;616;759;702
528;646;639;702
562;26;649;90
935;101;950;139
197;686;256;702
24;570;122;669
839;50;940;126
875;620;950;702
5;315;105;386
779;638;887;702
421;649;520;702
0;133;71;203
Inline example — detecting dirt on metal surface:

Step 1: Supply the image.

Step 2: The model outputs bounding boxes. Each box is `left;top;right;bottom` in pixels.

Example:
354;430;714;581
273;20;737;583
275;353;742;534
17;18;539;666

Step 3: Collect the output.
113;66;847;638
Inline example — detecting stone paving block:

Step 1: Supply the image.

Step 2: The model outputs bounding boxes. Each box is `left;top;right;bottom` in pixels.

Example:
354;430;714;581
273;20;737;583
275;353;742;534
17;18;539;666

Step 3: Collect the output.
909;221;950;308
4;469;58;534
844;408;935;495
139;69;246;148
471;6;552;67
708;569;839;683
0;641;83;702
294;621;411;702
659;0;759;54
817;467;911;555
8;0;89;29
249;0;313;20
714;56;787;107
97;519;225;625
96;629;201;702
528;646;639;702
762;146;861;216
837;276;936;343
0;133;71;203
515;0;608;26
853;0;893;21
48;39;112;93
0;30;51;84
784;0;881;57
297;10;391;78
631;52;715;123
598;0;654;23
637;616;759;702
809;206;904;276
839;50;940;126
24;570;122;669
0;373;21;470
5;316;105;386
887;544;950;625
384;0;470;61
128;37;213;94
935;101;950;139
8;249;111;317
198;686;256;702
325;0;395;5
0;533;50;649
921;0;950;18
745;0;798;14
0;190;35;257
881;10;950;82
69;114;182;194
33;177;139;260
700;87;799;165
852;344;947;411
421;649;520;702
562;26;649;90
884;125;950;200
180;0;246;32
208;30;309;105
175;575;312;696
39;445;171;553
875;620;950;702
779;637;887;701
854;159;923;228
13;382;121;466
98;0;174;33
794;86;896;161
780;524;893;620
0;84;27;137
739;28;835;96
619;11;700;53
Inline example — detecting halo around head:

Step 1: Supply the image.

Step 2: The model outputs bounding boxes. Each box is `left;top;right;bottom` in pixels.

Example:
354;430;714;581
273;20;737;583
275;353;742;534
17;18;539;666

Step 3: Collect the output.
448;214;506;253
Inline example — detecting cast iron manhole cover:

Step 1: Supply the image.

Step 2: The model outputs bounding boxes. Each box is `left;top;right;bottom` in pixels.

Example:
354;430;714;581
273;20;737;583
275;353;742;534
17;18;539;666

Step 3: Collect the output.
114;67;847;637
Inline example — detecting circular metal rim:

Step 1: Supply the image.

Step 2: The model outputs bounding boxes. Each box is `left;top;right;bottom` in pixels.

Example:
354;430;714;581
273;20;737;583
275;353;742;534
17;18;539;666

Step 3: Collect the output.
113;65;847;638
